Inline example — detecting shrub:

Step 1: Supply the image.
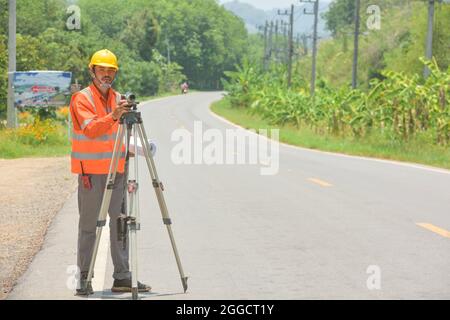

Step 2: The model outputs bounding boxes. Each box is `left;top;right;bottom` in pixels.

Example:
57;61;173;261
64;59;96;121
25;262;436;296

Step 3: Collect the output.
8;118;64;146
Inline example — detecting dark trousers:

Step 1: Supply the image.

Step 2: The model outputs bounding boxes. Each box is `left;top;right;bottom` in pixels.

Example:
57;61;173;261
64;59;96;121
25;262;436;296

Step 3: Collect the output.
77;173;131;280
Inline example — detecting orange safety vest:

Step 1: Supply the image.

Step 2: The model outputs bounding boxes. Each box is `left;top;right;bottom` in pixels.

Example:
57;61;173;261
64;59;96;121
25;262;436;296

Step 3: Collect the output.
69;85;126;175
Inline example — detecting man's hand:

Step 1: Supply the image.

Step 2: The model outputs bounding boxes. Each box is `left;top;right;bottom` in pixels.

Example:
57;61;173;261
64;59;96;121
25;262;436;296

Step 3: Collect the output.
112;100;131;121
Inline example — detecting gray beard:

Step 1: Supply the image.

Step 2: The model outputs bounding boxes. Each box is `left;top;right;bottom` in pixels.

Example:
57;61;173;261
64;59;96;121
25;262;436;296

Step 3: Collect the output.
99;83;112;89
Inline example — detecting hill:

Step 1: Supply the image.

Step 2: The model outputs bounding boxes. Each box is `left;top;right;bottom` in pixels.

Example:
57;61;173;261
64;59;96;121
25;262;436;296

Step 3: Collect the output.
222;0;332;39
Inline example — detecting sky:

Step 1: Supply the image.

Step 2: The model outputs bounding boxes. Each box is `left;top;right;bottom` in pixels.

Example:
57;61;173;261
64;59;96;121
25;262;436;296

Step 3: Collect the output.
219;0;331;11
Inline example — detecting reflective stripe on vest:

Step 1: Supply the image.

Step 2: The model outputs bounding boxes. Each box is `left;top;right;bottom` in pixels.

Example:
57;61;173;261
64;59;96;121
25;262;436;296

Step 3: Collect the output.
72;151;126;160
78;88;96;129
79;88;122;115
72;132;117;142
79;88;96;113
81;118;94;130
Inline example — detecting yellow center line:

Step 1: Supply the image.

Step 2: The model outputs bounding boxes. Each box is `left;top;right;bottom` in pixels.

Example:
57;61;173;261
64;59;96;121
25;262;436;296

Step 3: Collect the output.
308;178;333;187
416;223;450;239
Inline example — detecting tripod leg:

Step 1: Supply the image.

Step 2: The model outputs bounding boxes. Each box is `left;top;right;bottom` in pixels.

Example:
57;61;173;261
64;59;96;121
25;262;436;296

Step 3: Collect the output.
128;183;138;300
129;190;138;300
128;125;139;300
86;124;126;292
136;122;188;293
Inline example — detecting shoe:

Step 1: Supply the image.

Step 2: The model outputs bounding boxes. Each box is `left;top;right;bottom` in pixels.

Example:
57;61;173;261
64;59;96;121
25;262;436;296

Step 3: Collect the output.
111;279;151;293
76;279;94;296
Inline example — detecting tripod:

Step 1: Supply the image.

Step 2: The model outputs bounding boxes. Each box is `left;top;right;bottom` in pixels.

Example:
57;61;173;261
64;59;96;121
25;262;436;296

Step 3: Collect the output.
85;105;188;300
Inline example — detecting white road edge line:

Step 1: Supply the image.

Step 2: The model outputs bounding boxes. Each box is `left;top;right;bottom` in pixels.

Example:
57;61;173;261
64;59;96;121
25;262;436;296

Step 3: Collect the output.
207;104;450;176
88;217;109;300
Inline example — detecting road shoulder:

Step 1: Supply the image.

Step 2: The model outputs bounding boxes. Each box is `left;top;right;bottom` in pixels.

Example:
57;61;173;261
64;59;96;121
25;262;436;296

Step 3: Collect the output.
0;157;76;299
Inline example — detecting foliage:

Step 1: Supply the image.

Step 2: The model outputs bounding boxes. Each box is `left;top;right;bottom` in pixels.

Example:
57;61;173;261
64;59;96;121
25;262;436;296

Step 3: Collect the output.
317;0;450;88
322;0;355;37
0;0;249;118
224;58;450;146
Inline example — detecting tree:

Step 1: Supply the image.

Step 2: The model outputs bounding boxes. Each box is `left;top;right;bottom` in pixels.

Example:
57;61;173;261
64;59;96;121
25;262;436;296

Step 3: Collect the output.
322;0;355;37
16;0;66;37
118;9;160;62
0;0;250;117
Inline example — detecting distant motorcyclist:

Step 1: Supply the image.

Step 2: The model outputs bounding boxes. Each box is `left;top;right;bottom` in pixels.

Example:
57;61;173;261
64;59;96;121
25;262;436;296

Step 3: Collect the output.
181;81;189;94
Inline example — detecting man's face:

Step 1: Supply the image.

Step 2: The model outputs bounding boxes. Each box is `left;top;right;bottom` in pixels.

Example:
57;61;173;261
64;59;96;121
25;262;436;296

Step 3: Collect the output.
93;66;117;85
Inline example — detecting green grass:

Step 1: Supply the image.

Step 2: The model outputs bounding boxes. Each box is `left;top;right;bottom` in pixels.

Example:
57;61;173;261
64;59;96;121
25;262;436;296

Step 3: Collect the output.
211;98;450;170
0;125;71;159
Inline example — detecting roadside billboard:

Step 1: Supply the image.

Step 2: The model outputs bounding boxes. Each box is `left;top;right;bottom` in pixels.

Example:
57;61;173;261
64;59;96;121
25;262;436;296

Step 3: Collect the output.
11;71;73;108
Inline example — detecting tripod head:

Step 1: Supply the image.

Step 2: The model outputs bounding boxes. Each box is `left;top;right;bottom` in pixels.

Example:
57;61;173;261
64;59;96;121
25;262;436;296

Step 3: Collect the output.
123;92;140;110
119;92;142;126
119;109;142;126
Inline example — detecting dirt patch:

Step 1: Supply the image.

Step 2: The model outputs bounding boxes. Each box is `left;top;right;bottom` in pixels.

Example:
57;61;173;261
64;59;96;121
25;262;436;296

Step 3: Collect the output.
0;157;77;300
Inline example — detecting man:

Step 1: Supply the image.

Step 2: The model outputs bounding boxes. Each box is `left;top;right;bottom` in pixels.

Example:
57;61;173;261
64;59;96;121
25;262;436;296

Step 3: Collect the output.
69;49;151;295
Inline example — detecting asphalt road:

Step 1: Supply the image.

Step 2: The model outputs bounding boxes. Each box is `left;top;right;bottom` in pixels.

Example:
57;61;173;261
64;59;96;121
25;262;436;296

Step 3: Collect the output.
9;92;450;300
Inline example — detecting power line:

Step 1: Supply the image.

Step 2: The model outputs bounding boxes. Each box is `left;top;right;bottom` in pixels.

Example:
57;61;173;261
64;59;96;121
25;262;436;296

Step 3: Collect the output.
294;6;303;22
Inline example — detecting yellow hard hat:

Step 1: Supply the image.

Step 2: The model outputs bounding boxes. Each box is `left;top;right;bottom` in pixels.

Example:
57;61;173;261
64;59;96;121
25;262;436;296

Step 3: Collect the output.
89;49;119;70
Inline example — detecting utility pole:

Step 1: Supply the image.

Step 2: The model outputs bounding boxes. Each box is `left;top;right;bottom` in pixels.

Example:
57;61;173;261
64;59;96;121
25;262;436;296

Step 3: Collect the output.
278;5;295;87
7;0;17;129
424;0;436;78
302;34;308;56
263;21;269;71
301;0;319;97
288;6;294;87
257;25;264;40
352;0;361;89
274;20;279;62
268;20;274;68
280;20;287;64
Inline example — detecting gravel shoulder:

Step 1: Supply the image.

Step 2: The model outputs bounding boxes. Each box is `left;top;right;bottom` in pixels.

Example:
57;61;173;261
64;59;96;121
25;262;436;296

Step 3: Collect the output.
0;156;76;300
